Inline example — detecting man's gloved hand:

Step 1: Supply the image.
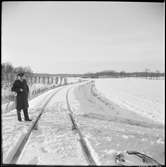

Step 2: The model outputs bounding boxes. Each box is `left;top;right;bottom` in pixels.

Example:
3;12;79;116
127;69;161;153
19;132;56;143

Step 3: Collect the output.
13;92;17;96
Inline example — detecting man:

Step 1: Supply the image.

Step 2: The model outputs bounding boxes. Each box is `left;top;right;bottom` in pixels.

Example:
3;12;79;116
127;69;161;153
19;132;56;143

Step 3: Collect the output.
11;72;32;121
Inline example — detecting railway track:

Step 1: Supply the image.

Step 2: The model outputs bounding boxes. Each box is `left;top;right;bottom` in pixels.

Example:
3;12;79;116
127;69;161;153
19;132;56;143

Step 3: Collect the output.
4;82;99;165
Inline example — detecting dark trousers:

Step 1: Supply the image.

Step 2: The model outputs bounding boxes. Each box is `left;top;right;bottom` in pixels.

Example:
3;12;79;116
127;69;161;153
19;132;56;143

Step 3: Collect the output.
17;108;30;121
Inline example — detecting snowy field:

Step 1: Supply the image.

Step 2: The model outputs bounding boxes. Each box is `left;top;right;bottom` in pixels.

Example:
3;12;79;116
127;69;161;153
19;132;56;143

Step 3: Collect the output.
94;78;165;125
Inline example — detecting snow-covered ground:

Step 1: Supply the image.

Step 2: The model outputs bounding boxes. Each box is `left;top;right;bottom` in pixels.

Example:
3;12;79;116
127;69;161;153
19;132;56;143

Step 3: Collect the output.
2;87;62;162
72;81;164;165
2;79;165;165
94;78;165;125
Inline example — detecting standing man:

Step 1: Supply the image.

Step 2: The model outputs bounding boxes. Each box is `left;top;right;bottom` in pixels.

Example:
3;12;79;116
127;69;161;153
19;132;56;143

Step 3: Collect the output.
11;72;32;121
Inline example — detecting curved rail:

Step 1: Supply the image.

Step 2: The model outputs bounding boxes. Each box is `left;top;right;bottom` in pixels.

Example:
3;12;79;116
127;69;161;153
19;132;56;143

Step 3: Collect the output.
4;87;64;164
66;87;99;165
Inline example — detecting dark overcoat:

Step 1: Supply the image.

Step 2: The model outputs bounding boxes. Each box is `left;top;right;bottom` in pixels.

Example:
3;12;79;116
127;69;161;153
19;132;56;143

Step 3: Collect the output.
11;79;29;110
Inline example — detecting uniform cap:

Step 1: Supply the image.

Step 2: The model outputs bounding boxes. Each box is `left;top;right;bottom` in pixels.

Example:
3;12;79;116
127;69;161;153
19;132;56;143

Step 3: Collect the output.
17;72;24;77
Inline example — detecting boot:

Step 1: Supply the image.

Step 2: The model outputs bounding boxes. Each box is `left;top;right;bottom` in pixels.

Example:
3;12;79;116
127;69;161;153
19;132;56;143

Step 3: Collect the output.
17;110;22;121
23;108;32;121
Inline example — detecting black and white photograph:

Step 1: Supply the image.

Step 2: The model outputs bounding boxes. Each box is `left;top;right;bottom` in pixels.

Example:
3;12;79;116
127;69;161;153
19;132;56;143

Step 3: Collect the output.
1;1;165;166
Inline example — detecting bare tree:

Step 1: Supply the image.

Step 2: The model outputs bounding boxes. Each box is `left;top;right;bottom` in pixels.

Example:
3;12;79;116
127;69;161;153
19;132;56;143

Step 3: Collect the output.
2;62;14;73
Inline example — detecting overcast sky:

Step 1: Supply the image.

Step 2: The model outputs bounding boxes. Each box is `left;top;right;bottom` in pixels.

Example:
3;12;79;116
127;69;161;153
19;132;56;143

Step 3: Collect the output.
2;2;165;74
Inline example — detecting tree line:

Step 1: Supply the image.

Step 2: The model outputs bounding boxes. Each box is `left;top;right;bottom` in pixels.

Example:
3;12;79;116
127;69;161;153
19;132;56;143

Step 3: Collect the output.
2;62;33;74
2;62;33;83
81;69;165;79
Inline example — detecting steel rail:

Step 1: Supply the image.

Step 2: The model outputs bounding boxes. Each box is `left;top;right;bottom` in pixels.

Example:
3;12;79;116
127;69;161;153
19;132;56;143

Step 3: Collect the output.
4;87;64;164
66;87;98;166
